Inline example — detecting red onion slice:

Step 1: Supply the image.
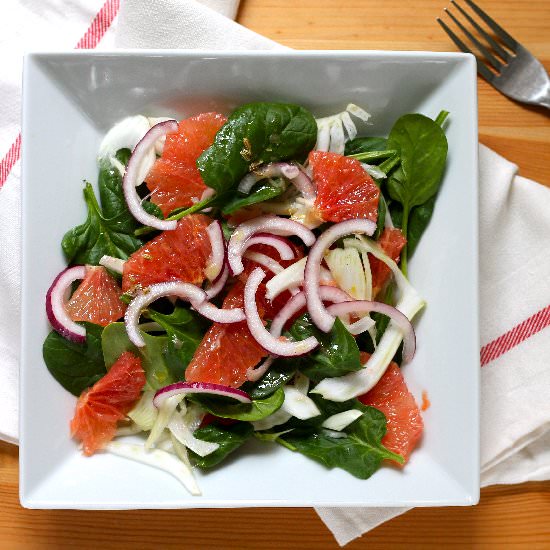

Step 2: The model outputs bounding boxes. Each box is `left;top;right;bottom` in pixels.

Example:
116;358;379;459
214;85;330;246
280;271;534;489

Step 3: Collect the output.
304;219;376;333
191;300;245;324
204;263;229;300
292;164;317;201
123;120;178;231
326;301;416;362
247;285;350;382
154;381;251;408
125;281;207;347
243;234;295;261
228;215;315;276
244;268;318;357
243;251;284;275
46;265;87;343
204;220;225;281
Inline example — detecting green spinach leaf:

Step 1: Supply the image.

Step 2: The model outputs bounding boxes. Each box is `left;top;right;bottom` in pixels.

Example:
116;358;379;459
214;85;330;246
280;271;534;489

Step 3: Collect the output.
191;387;284;422
221;177;287;215
42;323;106;396
287;314;361;382
197;102;317;193
98;150;162;234
62;150;162;265
190;422;254;468
389;195;436;259
101;322;173;389
62;182;144;265
279;406;403;479
243;362;296;400
344;136;388;156
148;306;206;382
386;113;448;274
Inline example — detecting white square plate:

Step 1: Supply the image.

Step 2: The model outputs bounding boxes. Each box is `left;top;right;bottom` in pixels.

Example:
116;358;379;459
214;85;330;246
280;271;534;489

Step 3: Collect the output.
20;50;479;509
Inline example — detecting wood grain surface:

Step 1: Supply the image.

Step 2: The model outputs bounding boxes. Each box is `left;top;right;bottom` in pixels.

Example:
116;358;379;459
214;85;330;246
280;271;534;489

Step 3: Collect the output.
2;0;550;548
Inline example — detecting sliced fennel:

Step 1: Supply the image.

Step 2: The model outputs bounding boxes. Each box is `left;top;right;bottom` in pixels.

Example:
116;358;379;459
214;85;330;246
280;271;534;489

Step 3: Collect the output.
325;247;366;300
115;423;143;436
312;235;425;401
145;394;183;450
98;115;154;184
252;373;317;430
106;442;201;496
321;409;363;431
168;408;219;458
325;246;377;341
315;104;371;155
128;390;158;431
265;256;333;301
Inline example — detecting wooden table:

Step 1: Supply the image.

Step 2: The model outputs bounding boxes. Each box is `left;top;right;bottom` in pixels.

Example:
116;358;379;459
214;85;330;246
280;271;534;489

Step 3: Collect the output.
2;0;549;548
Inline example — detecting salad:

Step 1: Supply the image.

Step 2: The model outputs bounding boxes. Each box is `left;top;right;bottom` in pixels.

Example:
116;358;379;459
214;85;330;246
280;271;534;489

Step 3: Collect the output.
43;101;448;495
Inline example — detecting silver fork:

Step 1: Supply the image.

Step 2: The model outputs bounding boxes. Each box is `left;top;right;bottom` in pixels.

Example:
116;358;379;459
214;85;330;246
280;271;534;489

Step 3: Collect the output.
438;0;550;109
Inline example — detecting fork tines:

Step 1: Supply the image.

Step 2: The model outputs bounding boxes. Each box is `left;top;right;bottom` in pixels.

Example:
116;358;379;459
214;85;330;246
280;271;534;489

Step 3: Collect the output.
437;0;517;81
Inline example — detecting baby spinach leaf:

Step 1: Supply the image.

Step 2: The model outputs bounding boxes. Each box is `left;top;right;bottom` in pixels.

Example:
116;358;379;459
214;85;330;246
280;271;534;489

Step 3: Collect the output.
62;149;163;265
62;182;145;265
389;195;436;259
42;323;106;396
385;113;448;274
279;406;403;479
191;387;285;422
190;422;254;468
197;102;317;193
344;136;388;156
101;322;173;389
287;314;361;382
98;150;163;233
386;114;448;209
148;306;206;382
243;362;296;400
221;178;287;215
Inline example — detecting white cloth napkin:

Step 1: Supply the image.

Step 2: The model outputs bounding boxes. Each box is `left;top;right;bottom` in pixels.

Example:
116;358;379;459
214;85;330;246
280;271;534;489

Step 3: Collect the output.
1;0;549;545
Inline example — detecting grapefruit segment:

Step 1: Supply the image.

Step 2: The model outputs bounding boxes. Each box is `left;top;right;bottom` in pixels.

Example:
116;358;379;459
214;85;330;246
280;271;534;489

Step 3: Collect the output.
70;351;146;456
122;214;212;292
146;112;227;216
65;266;126;327
185;280;267;388
370;227;407;296
310;151;380;223
358;354;423;463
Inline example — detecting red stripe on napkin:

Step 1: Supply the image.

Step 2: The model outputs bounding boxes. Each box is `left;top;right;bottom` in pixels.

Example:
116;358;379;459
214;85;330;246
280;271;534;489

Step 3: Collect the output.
0;0;121;189
75;0;120;49
0;134;20;189
481;304;550;366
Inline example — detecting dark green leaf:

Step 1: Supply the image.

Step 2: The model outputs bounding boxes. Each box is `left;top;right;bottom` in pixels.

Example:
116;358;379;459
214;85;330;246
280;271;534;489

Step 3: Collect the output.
386;114;448;209
191;387;285;422
190;422;254;468
344;136;388;155
243;361;296;400
374;191;387;241
62;148;164;264
148;306;206;382
221;177;287;215
280;406;403;479
389;195;436;259
101;322;173;389
42;323;106;396
62;182;145;265
197;102;317;193
287;314;361;382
